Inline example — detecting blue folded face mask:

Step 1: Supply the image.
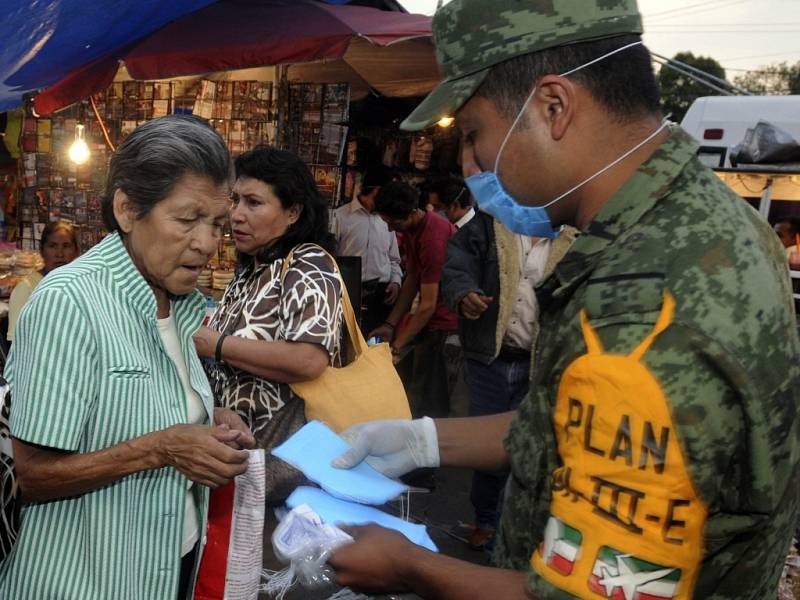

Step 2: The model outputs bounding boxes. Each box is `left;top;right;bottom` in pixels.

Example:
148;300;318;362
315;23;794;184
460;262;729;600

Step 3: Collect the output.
465;40;668;238
466;171;556;238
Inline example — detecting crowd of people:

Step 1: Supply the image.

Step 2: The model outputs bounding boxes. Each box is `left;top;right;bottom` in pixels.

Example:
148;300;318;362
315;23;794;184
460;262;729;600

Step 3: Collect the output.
0;0;798;599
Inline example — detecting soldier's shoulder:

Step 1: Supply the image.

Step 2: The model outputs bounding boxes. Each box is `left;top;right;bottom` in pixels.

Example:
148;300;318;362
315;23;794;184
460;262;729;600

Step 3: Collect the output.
654;159;789;314
633;160;796;381
589;156;795;361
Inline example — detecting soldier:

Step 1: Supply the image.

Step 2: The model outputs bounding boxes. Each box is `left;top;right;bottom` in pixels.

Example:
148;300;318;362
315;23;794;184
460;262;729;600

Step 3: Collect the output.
329;1;800;599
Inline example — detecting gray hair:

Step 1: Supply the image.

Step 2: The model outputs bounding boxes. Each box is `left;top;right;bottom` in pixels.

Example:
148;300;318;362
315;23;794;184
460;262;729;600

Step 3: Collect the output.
101;115;231;232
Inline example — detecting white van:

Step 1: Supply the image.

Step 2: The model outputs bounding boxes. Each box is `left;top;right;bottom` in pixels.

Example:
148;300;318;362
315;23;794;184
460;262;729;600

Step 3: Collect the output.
680;95;800;168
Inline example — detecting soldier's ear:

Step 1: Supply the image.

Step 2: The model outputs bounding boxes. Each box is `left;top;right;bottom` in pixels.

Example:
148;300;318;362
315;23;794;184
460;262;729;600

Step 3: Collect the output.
535;75;576;142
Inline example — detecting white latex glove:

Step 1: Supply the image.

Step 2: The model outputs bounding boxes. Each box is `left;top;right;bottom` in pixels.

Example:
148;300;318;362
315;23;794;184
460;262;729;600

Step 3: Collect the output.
332;417;440;479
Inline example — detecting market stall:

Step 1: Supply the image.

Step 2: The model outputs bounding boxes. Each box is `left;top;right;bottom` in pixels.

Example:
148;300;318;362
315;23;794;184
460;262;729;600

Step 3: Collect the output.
0;0;462;333
2;0;438;245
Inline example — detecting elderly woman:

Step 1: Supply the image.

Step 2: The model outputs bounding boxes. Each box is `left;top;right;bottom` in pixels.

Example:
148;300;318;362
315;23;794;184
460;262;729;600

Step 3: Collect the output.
194;146;342;501
0;115;255;600
6;220;79;342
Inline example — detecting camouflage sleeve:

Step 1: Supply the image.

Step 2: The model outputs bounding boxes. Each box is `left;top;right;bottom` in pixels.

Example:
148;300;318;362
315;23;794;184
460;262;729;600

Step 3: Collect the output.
643;323;798;599
525;319;797;599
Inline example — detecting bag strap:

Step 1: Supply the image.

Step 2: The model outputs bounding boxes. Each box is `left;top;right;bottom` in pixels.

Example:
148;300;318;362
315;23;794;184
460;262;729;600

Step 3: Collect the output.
280;245;368;357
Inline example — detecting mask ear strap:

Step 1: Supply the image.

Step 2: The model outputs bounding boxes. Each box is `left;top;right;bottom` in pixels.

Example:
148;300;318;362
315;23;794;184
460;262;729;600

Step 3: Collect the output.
493;40;644;179
494;83;538;175
558;40;643;78
540;119;669;210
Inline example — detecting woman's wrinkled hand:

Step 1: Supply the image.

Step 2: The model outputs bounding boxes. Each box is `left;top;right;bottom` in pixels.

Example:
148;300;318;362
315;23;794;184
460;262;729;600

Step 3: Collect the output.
193;326;219;359
213;407;256;449
155;424;250;488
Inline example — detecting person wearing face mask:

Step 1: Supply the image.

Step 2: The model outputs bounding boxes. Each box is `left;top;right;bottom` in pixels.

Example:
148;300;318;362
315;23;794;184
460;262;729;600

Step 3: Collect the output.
6;220;79;343
327;1;799;599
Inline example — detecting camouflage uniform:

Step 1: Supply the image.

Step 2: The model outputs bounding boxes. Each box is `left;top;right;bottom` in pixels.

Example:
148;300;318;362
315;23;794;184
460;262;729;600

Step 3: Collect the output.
402;1;800;597
494;127;800;598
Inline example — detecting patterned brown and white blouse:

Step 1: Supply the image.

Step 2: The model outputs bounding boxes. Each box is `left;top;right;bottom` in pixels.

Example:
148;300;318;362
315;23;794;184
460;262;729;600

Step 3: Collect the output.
205;244;343;437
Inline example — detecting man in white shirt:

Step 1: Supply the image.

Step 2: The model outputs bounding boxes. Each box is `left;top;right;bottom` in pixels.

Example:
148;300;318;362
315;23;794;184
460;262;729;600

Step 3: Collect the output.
430;174;475;230
334;167;403;334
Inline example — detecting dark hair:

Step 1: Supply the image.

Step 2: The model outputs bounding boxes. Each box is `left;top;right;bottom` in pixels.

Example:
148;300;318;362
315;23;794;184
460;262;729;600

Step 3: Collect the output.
776;216;800;236
374;181;420;221
429;174;470;209
40;220;79;254
360;166;395;197
234;146;335;265
477;34;661;122
102;115;230;232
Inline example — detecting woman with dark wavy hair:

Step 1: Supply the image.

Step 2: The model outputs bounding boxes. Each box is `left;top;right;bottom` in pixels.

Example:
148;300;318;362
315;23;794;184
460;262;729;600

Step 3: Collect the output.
194;146;343;502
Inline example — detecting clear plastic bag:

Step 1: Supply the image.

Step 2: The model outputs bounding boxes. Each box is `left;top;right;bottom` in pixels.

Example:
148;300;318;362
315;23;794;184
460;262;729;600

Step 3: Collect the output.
262;504;353;598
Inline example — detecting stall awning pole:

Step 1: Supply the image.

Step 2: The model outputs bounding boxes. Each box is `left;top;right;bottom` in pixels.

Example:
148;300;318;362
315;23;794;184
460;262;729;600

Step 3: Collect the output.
758;178;774;221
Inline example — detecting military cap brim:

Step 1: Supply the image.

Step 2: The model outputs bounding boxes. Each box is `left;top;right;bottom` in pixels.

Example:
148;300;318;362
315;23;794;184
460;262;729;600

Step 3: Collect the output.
400;68;487;131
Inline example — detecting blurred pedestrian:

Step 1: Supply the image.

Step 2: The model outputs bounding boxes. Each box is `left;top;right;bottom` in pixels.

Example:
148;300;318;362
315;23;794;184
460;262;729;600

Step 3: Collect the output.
334;167;402;334
431;174;475;229
7;220;79;342
370;181;461;419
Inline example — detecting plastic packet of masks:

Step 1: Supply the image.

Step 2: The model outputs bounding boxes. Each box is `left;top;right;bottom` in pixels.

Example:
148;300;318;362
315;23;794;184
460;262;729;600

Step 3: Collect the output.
271;503;353;589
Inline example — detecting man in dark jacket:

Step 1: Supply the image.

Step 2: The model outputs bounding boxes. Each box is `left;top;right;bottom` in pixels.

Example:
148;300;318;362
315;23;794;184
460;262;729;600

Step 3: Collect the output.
443;212;576;549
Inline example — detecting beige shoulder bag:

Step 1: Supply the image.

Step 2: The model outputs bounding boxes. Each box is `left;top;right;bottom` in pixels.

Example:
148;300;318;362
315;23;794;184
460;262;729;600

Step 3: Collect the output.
280;245;411;433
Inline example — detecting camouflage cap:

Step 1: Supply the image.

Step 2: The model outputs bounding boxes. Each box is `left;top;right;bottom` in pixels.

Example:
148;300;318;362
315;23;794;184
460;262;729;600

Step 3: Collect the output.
401;0;643;131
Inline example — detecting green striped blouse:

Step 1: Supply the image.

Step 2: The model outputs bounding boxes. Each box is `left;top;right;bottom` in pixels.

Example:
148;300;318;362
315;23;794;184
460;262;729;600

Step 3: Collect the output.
0;232;213;599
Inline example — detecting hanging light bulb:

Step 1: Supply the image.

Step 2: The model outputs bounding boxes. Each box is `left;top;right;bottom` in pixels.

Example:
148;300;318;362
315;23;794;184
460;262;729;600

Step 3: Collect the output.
68;124;90;164
436;116;455;128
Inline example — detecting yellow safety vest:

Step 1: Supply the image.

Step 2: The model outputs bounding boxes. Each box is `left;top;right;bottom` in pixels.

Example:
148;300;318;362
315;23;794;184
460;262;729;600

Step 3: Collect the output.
531;293;708;600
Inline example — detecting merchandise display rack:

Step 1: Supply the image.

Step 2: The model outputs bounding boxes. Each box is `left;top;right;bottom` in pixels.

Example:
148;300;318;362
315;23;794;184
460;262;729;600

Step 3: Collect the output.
279;82;350;207
16;78;279;252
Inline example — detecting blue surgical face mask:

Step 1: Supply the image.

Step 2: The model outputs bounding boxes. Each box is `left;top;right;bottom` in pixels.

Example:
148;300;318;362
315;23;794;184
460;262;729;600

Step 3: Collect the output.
465;41;668;237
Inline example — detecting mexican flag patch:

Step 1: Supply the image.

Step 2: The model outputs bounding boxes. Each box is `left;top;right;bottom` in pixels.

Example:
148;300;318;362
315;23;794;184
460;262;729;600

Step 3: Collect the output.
539;516;582;576
589;546;681;600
